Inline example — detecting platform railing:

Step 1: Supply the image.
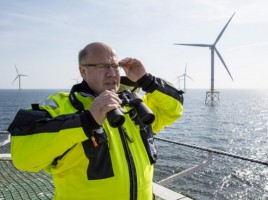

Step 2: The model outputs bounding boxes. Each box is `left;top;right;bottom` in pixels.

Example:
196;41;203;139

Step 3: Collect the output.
157;151;213;185
0;131;10;148
154;136;268;167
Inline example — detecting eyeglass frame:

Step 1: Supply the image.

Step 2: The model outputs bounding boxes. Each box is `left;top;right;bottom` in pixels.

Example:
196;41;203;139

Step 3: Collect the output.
81;63;121;71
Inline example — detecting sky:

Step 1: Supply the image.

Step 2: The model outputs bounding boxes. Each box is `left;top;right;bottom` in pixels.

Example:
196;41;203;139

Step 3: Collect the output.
1;0;268;90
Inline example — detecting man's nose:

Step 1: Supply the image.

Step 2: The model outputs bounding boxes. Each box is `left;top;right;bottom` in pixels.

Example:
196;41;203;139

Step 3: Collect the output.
106;65;118;75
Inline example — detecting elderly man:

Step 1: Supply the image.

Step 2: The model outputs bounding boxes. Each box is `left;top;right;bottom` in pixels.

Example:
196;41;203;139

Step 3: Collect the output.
8;42;183;200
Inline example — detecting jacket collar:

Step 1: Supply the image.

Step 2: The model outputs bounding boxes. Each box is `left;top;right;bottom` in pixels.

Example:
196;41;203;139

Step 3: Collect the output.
69;80;96;111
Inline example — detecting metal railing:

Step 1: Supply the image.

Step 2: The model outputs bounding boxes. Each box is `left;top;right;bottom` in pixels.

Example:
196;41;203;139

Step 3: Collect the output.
153;136;268;186
0;131;10;148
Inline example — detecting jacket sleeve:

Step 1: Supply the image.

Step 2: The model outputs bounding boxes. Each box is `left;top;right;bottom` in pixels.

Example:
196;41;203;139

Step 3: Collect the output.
137;73;184;133
8;96;100;172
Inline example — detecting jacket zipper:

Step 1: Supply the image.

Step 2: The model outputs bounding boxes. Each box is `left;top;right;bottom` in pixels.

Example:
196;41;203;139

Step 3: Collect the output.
119;126;137;200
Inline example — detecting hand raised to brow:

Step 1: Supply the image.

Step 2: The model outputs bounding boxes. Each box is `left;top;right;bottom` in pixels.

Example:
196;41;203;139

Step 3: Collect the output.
119;57;146;82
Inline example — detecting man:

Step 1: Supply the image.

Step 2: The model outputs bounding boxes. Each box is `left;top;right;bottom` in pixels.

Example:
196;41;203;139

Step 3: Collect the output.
8;42;183;200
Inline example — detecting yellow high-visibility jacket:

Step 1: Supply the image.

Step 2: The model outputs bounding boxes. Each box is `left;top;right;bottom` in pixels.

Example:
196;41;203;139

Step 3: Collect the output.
9;74;183;200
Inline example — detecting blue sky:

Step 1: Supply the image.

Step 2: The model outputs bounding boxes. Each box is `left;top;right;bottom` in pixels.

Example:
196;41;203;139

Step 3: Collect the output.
1;0;268;89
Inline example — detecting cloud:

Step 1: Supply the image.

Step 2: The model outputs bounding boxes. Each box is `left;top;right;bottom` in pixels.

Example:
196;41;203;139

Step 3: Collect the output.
228;42;268;52
236;1;268;24
186;0;268;24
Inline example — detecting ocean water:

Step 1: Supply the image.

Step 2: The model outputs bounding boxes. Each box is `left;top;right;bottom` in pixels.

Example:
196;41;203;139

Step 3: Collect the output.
1;89;268;199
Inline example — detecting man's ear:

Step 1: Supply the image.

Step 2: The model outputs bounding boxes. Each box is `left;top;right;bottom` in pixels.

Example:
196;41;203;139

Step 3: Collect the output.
79;65;86;79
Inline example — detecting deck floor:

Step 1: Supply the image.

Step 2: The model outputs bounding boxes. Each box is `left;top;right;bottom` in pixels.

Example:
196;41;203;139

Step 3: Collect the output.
0;159;191;200
0;160;54;199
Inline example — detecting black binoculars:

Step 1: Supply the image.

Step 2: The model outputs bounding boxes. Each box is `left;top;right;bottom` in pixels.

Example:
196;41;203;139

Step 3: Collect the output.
107;90;155;128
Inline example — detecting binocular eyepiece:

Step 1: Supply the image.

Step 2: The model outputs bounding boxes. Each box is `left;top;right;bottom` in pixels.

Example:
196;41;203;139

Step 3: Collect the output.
107;90;155;128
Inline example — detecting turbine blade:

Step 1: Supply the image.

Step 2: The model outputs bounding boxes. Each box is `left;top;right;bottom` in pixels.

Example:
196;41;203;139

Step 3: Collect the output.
215;48;234;81
178;75;184;78
214;12;235;45
12;75;19;84
14;65;19;75
186;75;194;81
174;43;211;47
20;74;28;77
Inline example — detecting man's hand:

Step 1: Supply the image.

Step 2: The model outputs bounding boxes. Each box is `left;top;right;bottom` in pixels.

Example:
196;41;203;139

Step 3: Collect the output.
119;57;146;82
89;90;122;125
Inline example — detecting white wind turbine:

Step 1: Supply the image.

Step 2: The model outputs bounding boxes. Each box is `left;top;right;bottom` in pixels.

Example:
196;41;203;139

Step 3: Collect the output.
174;13;235;105
12;65;28;90
177;63;194;92
72;77;80;84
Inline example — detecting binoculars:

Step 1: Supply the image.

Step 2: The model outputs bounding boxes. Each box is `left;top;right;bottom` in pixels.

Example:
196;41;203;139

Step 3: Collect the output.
107;90;155;128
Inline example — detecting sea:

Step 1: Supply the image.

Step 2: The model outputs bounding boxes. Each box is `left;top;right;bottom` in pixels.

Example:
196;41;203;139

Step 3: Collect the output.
1;89;268;200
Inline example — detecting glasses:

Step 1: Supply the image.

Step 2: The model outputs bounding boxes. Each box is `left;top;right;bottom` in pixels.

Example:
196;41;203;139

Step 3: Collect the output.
82;63;121;72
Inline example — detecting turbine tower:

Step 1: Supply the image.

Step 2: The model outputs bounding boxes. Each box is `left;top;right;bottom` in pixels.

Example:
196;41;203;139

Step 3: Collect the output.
177;63;194;92
177;77;183;90
12;65;28;90
174;13;235;105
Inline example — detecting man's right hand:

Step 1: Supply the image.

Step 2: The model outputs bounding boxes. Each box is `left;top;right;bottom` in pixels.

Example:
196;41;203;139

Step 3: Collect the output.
89;90;122;125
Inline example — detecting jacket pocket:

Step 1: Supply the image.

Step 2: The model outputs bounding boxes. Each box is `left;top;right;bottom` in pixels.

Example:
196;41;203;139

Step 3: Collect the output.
82;128;114;180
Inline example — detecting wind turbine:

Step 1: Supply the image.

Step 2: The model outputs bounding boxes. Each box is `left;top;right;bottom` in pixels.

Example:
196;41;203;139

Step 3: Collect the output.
174;13;235;105
177;63;194;92
176;77;183;90
12;65;28;90
72;77;80;84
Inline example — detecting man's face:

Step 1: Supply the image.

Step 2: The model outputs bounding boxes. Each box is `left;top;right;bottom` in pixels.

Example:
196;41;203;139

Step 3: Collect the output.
79;48;120;95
